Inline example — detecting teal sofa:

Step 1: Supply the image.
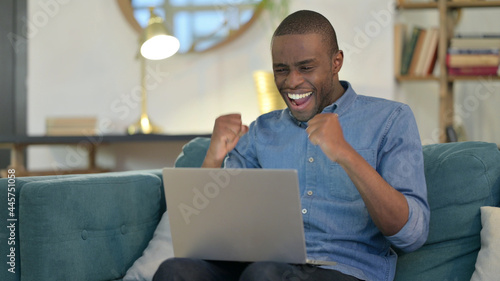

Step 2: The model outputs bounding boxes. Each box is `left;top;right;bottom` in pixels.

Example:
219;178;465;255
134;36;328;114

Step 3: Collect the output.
1;139;499;281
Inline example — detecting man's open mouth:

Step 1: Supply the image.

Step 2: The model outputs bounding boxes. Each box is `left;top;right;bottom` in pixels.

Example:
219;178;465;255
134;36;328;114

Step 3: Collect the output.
288;92;313;106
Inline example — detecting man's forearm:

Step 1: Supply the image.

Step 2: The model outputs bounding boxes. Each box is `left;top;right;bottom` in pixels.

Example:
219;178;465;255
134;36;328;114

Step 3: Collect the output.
338;146;409;236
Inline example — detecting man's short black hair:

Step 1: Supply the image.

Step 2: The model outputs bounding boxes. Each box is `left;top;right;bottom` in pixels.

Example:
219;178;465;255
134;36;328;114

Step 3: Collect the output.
272;10;339;57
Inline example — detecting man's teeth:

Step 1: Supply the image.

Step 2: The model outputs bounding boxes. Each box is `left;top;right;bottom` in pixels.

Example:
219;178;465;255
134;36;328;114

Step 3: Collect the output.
288;92;312;100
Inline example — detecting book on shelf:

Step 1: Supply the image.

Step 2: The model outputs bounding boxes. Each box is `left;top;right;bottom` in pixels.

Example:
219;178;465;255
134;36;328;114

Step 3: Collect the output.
394;23;406;77
455;33;500;38
400;26;423;76
451;0;486;2
45;127;98;136
408;29;427;76
396;25;438;77
448;66;499;76
46;117;97;136
448;48;499;55
413;29;432;76
450;35;500;49
448;34;500;76
419;27;439;76
446;53;500;67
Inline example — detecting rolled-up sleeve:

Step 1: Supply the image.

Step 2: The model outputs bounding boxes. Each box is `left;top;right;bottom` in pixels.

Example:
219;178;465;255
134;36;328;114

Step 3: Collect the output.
378;105;430;252
387;196;429;252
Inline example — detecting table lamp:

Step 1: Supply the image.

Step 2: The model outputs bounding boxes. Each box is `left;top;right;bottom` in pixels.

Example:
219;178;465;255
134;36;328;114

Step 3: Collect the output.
127;8;180;135
253;71;286;114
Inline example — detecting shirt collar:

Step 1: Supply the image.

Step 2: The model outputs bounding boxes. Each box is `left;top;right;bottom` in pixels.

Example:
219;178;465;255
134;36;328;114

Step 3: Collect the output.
287;80;358;127
323;80;357;116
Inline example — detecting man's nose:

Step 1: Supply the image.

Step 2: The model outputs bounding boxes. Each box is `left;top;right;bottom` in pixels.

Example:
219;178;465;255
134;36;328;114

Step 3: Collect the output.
285;70;304;89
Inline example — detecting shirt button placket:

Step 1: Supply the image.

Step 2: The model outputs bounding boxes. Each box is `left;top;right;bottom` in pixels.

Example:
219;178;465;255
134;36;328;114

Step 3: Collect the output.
306;157;314;197
303;143;316;229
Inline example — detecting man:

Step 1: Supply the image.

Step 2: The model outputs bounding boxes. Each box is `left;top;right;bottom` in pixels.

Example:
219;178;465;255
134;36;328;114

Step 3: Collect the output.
154;10;429;281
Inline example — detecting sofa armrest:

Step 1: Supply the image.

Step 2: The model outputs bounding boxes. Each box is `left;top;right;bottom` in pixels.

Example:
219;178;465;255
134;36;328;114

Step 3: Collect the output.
15;172;162;281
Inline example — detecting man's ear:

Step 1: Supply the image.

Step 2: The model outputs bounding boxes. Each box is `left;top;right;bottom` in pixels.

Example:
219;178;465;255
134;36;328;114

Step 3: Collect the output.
332;50;344;74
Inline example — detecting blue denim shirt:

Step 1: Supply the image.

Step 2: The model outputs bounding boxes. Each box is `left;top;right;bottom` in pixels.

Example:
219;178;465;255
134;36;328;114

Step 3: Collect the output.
225;81;430;281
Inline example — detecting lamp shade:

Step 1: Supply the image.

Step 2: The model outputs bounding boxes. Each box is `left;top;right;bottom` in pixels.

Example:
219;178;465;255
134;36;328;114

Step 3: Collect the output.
140;9;180;60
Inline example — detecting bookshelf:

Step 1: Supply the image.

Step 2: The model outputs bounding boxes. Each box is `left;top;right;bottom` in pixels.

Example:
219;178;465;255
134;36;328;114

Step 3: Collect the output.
395;0;500;142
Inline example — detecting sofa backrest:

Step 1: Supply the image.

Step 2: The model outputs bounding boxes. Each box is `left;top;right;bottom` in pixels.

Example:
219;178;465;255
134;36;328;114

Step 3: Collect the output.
174;137;212;168
175;138;500;281
394;141;500;281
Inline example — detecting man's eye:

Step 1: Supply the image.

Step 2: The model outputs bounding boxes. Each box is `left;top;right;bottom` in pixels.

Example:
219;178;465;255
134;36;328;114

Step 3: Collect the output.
274;68;287;73
301;66;314;71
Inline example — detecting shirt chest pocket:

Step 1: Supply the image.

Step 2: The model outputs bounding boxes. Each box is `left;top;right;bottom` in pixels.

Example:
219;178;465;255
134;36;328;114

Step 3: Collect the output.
327;149;376;201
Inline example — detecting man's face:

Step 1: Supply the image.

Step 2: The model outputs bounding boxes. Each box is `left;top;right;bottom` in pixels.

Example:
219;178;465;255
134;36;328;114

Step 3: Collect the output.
272;33;338;122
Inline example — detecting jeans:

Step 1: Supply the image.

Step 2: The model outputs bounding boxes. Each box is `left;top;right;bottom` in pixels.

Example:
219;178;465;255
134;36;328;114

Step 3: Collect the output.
153;258;361;281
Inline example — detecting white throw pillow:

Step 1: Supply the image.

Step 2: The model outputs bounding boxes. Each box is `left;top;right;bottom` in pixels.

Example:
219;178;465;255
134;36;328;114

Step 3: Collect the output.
470;206;500;281
123;212;174;281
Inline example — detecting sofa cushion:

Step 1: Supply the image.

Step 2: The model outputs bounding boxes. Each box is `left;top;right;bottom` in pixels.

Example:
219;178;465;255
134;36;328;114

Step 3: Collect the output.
18;171;163;281
174;137;211;168
395;142;500;281
123;211;174;281
471;206;500;281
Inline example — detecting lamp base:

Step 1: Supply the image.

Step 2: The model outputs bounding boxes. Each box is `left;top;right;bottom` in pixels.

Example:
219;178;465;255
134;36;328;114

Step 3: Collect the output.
127;113;162;135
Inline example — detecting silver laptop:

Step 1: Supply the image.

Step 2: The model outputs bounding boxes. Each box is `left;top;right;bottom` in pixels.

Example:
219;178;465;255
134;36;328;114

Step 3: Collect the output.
162;167;336;266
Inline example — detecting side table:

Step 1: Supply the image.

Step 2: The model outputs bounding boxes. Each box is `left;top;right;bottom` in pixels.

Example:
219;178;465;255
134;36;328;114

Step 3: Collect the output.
0;134;209;177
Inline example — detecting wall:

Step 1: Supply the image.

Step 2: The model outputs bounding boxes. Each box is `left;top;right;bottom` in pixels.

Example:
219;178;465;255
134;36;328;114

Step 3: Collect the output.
25;0;499;172
26;0;396;171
